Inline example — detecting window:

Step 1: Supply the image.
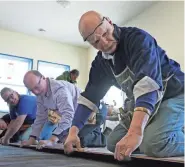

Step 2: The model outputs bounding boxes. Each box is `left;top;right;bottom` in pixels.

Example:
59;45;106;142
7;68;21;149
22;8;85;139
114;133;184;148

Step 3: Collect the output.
0;53;33;112
103;86;126;108
37;60;70;79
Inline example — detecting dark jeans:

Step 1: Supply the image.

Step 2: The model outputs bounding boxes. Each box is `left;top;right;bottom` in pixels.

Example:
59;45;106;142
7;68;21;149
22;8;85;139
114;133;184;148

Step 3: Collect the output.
78;103;108;147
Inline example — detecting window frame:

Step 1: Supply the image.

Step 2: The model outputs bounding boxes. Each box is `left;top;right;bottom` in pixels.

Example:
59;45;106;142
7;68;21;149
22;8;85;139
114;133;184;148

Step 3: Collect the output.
37;60;70;79
0;53;33;113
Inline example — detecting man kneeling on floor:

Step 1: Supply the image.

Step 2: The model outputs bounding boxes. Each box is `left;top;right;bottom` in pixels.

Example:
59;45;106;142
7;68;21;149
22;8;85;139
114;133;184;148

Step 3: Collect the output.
63;11;184;159
0;87;36;145
21;70;107;148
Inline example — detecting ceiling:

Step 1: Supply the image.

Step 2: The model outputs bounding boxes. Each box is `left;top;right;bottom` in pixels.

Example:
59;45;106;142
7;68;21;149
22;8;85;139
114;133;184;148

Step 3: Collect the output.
0;1;157;48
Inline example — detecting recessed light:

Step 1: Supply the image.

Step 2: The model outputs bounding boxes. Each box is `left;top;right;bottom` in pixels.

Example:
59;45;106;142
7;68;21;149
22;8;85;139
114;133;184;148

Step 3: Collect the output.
56;0;70;8
38;28;46;32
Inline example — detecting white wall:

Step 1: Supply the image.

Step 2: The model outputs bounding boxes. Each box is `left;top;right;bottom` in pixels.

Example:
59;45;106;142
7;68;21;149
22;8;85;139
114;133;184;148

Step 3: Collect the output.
124;1;184;70
87;46;98;73
0;28;89;89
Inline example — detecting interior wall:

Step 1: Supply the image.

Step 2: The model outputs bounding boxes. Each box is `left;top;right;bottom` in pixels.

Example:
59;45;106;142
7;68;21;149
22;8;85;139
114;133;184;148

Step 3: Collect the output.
124;1;184;70
0;28;89;89
87;47;98;73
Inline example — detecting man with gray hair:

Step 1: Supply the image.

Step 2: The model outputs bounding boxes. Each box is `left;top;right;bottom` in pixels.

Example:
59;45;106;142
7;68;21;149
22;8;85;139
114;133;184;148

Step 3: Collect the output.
21;70;107;148
0;87;36;144
64;10;184;160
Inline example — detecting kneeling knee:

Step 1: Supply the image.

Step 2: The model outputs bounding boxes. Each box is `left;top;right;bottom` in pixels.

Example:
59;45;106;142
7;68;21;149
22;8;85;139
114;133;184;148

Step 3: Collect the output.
141;138;171;158
143;144;166;158
107;135;117;153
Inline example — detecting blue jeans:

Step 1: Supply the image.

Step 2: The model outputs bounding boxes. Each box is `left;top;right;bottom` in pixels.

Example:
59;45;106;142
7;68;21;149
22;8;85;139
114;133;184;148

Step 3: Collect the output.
107;93;184;157
39;121;57;140
19;121;57;141
19;127;32;141
78;103;108;147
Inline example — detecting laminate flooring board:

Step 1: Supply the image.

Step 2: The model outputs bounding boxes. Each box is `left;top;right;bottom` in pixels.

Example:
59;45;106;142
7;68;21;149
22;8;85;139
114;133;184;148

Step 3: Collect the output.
5;144;184;167
0;145;127;167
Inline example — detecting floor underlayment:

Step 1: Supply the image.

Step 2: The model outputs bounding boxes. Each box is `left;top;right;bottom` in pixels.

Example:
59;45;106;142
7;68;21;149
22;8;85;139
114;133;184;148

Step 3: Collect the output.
10;143;184;163
0;144;184;167
0;145;126;167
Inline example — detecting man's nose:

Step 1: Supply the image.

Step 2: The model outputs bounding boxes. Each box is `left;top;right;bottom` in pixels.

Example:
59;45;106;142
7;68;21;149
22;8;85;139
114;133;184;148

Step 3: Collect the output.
100;36;108;45
97;37;108;50
9;98;14;103
32;89;39;95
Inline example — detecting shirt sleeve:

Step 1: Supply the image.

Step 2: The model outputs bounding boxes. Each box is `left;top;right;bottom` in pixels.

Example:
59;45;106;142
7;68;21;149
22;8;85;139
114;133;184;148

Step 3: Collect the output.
72;54;115;129
17;97;34;116
30;100;48;138
128;29;163;114
52;87;76;135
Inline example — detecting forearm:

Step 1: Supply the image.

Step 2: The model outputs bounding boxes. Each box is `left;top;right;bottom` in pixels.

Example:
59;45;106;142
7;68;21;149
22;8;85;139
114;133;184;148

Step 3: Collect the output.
128;91;158;135
128;110;149;135
69;126;80;135
30;115;47;138
4;121;22;140
33;101;48;138
31;123;44;138
72;104;92;130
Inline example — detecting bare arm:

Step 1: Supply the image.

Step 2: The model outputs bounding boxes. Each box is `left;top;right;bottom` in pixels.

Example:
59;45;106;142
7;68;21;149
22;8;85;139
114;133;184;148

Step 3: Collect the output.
30;102;48;138
3;115;27;140
128;110;149;135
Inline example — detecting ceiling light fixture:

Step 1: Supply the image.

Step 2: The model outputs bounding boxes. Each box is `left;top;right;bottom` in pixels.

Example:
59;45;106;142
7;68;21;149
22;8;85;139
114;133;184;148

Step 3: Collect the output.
38;28;46;32
56;0;70;8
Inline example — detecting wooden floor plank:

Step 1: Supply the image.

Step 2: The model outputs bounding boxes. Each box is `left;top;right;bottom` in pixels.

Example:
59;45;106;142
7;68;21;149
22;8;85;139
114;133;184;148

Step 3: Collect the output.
9;143;184;164
0;145;125;167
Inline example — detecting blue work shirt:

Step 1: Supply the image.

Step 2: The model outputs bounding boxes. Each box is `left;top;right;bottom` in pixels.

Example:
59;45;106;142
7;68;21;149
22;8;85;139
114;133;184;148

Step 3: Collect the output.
10;95;37;123
72;24;184;129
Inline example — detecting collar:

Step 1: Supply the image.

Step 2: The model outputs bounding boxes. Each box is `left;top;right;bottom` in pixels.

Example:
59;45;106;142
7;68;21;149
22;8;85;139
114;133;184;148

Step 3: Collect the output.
102;52;114;60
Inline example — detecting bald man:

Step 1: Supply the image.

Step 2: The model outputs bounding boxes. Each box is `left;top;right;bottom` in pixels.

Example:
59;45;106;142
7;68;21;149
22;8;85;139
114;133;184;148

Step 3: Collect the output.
64;11;184;160
22;70;107;149
21;70;81;147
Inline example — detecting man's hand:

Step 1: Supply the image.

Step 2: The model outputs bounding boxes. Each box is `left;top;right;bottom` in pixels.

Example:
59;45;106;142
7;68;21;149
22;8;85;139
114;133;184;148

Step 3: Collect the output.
114;110;149;161
36;140;54;149
0;119;7;130
20;137;38;147
0;136;9;145
64;126;83;154
36;136;59;150
114;130;143;161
